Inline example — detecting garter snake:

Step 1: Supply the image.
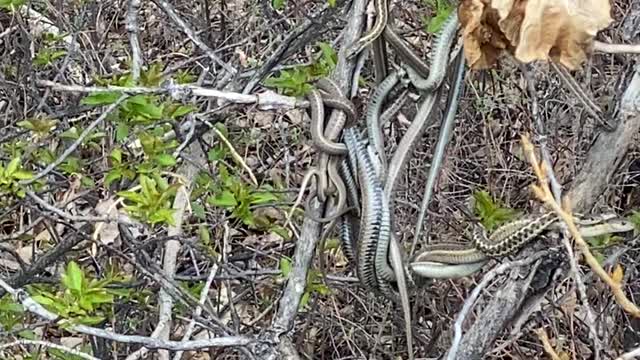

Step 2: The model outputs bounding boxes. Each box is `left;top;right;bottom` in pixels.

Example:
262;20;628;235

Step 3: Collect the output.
302;79;364;267
343;127;392;295
366;68;407;178
384;16;463;206
308;87;358;156
409;212;635;279
347;0;389;59
412;45;466;254
383;25;430;78
405;11;460;91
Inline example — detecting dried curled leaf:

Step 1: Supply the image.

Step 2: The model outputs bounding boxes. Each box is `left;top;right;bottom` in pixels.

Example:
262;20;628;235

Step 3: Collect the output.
459;0;612;70
459;0;511;69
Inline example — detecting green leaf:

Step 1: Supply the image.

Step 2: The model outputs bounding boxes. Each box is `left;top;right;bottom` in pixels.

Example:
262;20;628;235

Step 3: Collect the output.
117;190;145;203
154;175;171;192
59;157;82;175
116;123;130;142
192;202;206;219
317;42;337;69
31;295;54;306
250;192;279;205
6;158;20;176
106;288;131;297
324;238;340;250
105;170;122;187
313;283;331;296
424;0;454;33
127;95;163;119
593;250;605;265
279;257;292;277
167;104;194;119
81;92;121;106
79;296;94;311
272;0;285;10
198;224;211;245
81;176;95;189
299;292;310;310
215;122;229;138
17;329;36;339
110;148;123;164
141;62;164;86
473;190;495;215
175;70;196;84
154;153;177;167
629;211;640;235
62;261;85;294
207;147;227;162
208;190;237;208
263;67;314;97
0;301;23;313
472;189;518;231
0;0;25;11
59;127;80;140
11;170;33;180
33;49;66;67
140;175;156;200
16;120;35;130
84;291;114;304
270;225;291;241
149;208;175;225
77;315;105;325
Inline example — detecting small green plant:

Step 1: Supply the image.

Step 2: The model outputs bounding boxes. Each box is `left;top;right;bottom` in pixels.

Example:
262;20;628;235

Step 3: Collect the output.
48;346;94;360
31;32;68;68
104;148;137;187
585;233;624;265
279;258;331;310
473;190;519;232
0;0;25;11
272;0;285;10
33;48;67;68
59;126;106;150
118;174;178;226
264;42;337;96
30;261;128;326
80;63;194;142
193;125;289;237
422;0;455;34
17;117;58;139
138;131;178;168
32;148;55;167
0;157;33;199
629;211;640;236
174;69;197;84
57;156;83;175
206;165;282;228
0;294;25;332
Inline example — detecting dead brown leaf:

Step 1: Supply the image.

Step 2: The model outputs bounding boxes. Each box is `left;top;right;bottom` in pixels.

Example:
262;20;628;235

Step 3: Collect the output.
459;0;511;70
459;0;612;70
94;198;122;245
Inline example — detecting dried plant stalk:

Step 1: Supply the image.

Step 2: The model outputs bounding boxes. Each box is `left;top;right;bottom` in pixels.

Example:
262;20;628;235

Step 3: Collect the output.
521;134;640;318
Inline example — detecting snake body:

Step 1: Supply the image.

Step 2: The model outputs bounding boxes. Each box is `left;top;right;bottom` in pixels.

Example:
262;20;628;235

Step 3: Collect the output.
406;11;460;91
